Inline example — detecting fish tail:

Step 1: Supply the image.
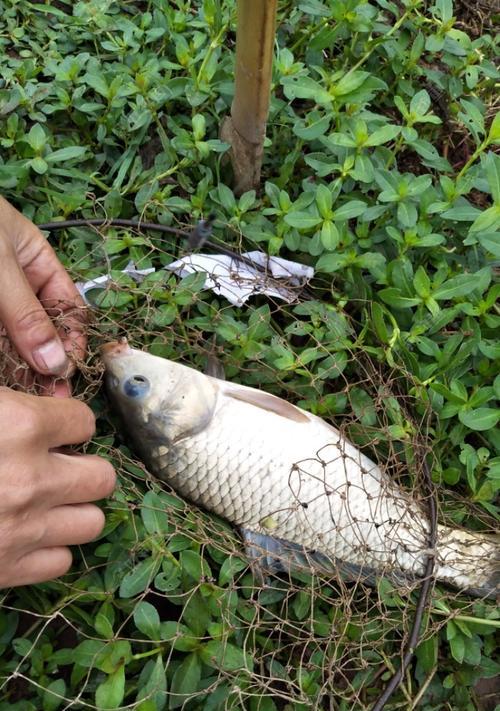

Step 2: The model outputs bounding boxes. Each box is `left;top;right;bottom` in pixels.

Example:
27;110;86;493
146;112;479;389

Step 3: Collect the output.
435;525;499;598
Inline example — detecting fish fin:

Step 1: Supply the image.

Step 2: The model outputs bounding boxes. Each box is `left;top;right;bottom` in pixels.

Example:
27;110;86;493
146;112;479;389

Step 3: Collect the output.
240;528;380;585
241;528;333;576
204;354;225;380
241;529;293;578
222;384;310;424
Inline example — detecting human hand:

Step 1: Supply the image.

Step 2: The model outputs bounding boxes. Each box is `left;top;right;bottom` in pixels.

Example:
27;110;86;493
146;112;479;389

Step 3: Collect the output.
0;197;86;396
0;387;116;588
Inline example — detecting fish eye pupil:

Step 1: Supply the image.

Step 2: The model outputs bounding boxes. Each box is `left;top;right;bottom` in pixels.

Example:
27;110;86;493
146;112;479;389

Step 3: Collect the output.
123;374;150;398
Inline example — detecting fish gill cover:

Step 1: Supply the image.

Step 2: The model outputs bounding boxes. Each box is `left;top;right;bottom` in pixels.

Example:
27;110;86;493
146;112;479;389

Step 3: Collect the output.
0;1;499;710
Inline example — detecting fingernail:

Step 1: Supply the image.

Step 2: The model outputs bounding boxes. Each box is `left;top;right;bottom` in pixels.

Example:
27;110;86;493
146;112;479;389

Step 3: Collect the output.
33;340;68;374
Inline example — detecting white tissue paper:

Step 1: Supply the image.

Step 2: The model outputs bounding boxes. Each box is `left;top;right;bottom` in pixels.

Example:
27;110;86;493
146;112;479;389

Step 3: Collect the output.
76;252;313;307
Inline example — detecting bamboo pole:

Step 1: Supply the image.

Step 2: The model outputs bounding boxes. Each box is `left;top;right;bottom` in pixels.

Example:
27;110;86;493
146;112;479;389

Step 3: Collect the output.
221;0;278;195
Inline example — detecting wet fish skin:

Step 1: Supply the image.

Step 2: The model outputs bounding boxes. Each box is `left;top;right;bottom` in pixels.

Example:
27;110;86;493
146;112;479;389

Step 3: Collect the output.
101;340;499;597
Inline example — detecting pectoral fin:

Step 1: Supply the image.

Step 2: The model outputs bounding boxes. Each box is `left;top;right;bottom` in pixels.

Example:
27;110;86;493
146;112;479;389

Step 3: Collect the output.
204;353;226;380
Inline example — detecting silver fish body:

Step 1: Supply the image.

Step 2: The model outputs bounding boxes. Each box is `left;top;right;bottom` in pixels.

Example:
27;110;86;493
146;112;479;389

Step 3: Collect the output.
102;340;498;597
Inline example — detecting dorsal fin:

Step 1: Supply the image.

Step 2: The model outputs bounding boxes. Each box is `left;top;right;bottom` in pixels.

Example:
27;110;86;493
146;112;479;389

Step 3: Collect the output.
221;382;310;424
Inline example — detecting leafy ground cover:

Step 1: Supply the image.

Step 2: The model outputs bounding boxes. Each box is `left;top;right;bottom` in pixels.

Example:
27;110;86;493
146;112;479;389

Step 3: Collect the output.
0;0;499;709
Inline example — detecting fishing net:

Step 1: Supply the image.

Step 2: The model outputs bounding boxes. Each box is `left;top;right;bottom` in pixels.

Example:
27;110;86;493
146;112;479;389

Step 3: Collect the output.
0;222;497;711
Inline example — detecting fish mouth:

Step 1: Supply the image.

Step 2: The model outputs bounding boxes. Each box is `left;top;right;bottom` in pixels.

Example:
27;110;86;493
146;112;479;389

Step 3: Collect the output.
100;337;133;362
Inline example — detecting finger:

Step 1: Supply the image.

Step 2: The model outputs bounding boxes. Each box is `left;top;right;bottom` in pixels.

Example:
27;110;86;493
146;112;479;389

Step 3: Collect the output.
0;240;69;376
0;199;88;371
41;503;105;548
20;233;88;371
8;547;72;587
33;395;97;447
34;375;72;398
45;452;116;505
53;380;72;398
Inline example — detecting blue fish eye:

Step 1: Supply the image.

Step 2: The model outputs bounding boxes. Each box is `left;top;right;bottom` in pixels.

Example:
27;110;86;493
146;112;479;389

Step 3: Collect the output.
123;375;150;398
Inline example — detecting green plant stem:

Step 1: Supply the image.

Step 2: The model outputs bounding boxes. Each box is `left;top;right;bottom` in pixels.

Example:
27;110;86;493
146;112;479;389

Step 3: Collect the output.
132;647;164;660
456;138;490;181
343;9;412;77
430;609;500;627
129;157;192;193
195;24;229;88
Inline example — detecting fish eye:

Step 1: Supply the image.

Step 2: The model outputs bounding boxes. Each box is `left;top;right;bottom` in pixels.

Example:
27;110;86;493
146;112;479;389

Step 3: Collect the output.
123;374;150;398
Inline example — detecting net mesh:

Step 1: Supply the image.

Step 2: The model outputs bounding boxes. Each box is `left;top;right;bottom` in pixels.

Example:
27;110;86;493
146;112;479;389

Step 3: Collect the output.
0;223;497;710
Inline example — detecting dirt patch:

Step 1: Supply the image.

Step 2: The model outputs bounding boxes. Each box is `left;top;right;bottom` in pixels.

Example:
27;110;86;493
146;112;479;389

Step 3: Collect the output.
454;0;500;37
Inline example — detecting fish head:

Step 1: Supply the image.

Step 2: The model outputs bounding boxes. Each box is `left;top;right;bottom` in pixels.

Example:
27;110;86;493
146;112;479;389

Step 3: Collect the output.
101;339;218;450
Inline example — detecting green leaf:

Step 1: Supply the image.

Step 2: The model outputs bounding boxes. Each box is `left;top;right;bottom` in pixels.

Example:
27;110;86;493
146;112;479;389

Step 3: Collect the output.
160;622;198;652
442;205;482;221
397;201;417;227
484;152;500;203
30;156;48;174
293;114;330;140
216;183;236;212
469;205;500;234
134;601;161;640
333;71;369;97
434;269;490;301
333;200;366;221
415;634;438;673
449;634;465;664
284;212;322;229
119;556;161;598
169;653;201;709
192;114;205;141
95;666;125;710
410;89;430;116
379;288;420;309
350;154;375;182
43;679;66;711
292;591;310;620
494;374;500;399
407;175;432;196
458;409;499;431
27;123;47;151
45;146;87;163
487;111;500;143
315;253;349;273
180;549;211;581
199;640;253;672
324;132;356;148
137;655;167;711
83;70;109;98
281;76;331;103
371;302;390;343
413;266;430;298
320;220;339;250
218;555;248;586
95;602;115;638
476;232;500;255
315;184;332;218
298;0;331;16
141;491;170;535
364;124;400;146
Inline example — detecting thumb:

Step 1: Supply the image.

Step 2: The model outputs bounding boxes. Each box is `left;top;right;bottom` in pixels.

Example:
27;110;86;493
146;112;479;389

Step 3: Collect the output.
0;244;68;376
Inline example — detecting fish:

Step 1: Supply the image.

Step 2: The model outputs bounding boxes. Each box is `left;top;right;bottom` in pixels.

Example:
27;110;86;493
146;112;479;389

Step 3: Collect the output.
101;338;499;598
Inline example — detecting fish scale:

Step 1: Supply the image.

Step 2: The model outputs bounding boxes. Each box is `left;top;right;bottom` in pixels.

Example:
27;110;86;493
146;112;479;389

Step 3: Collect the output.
145;382;429;575
102;340;499;597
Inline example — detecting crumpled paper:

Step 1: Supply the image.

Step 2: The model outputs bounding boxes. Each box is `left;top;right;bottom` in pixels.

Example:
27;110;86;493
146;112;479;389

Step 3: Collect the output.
76;252;313;307
166;251;314;306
